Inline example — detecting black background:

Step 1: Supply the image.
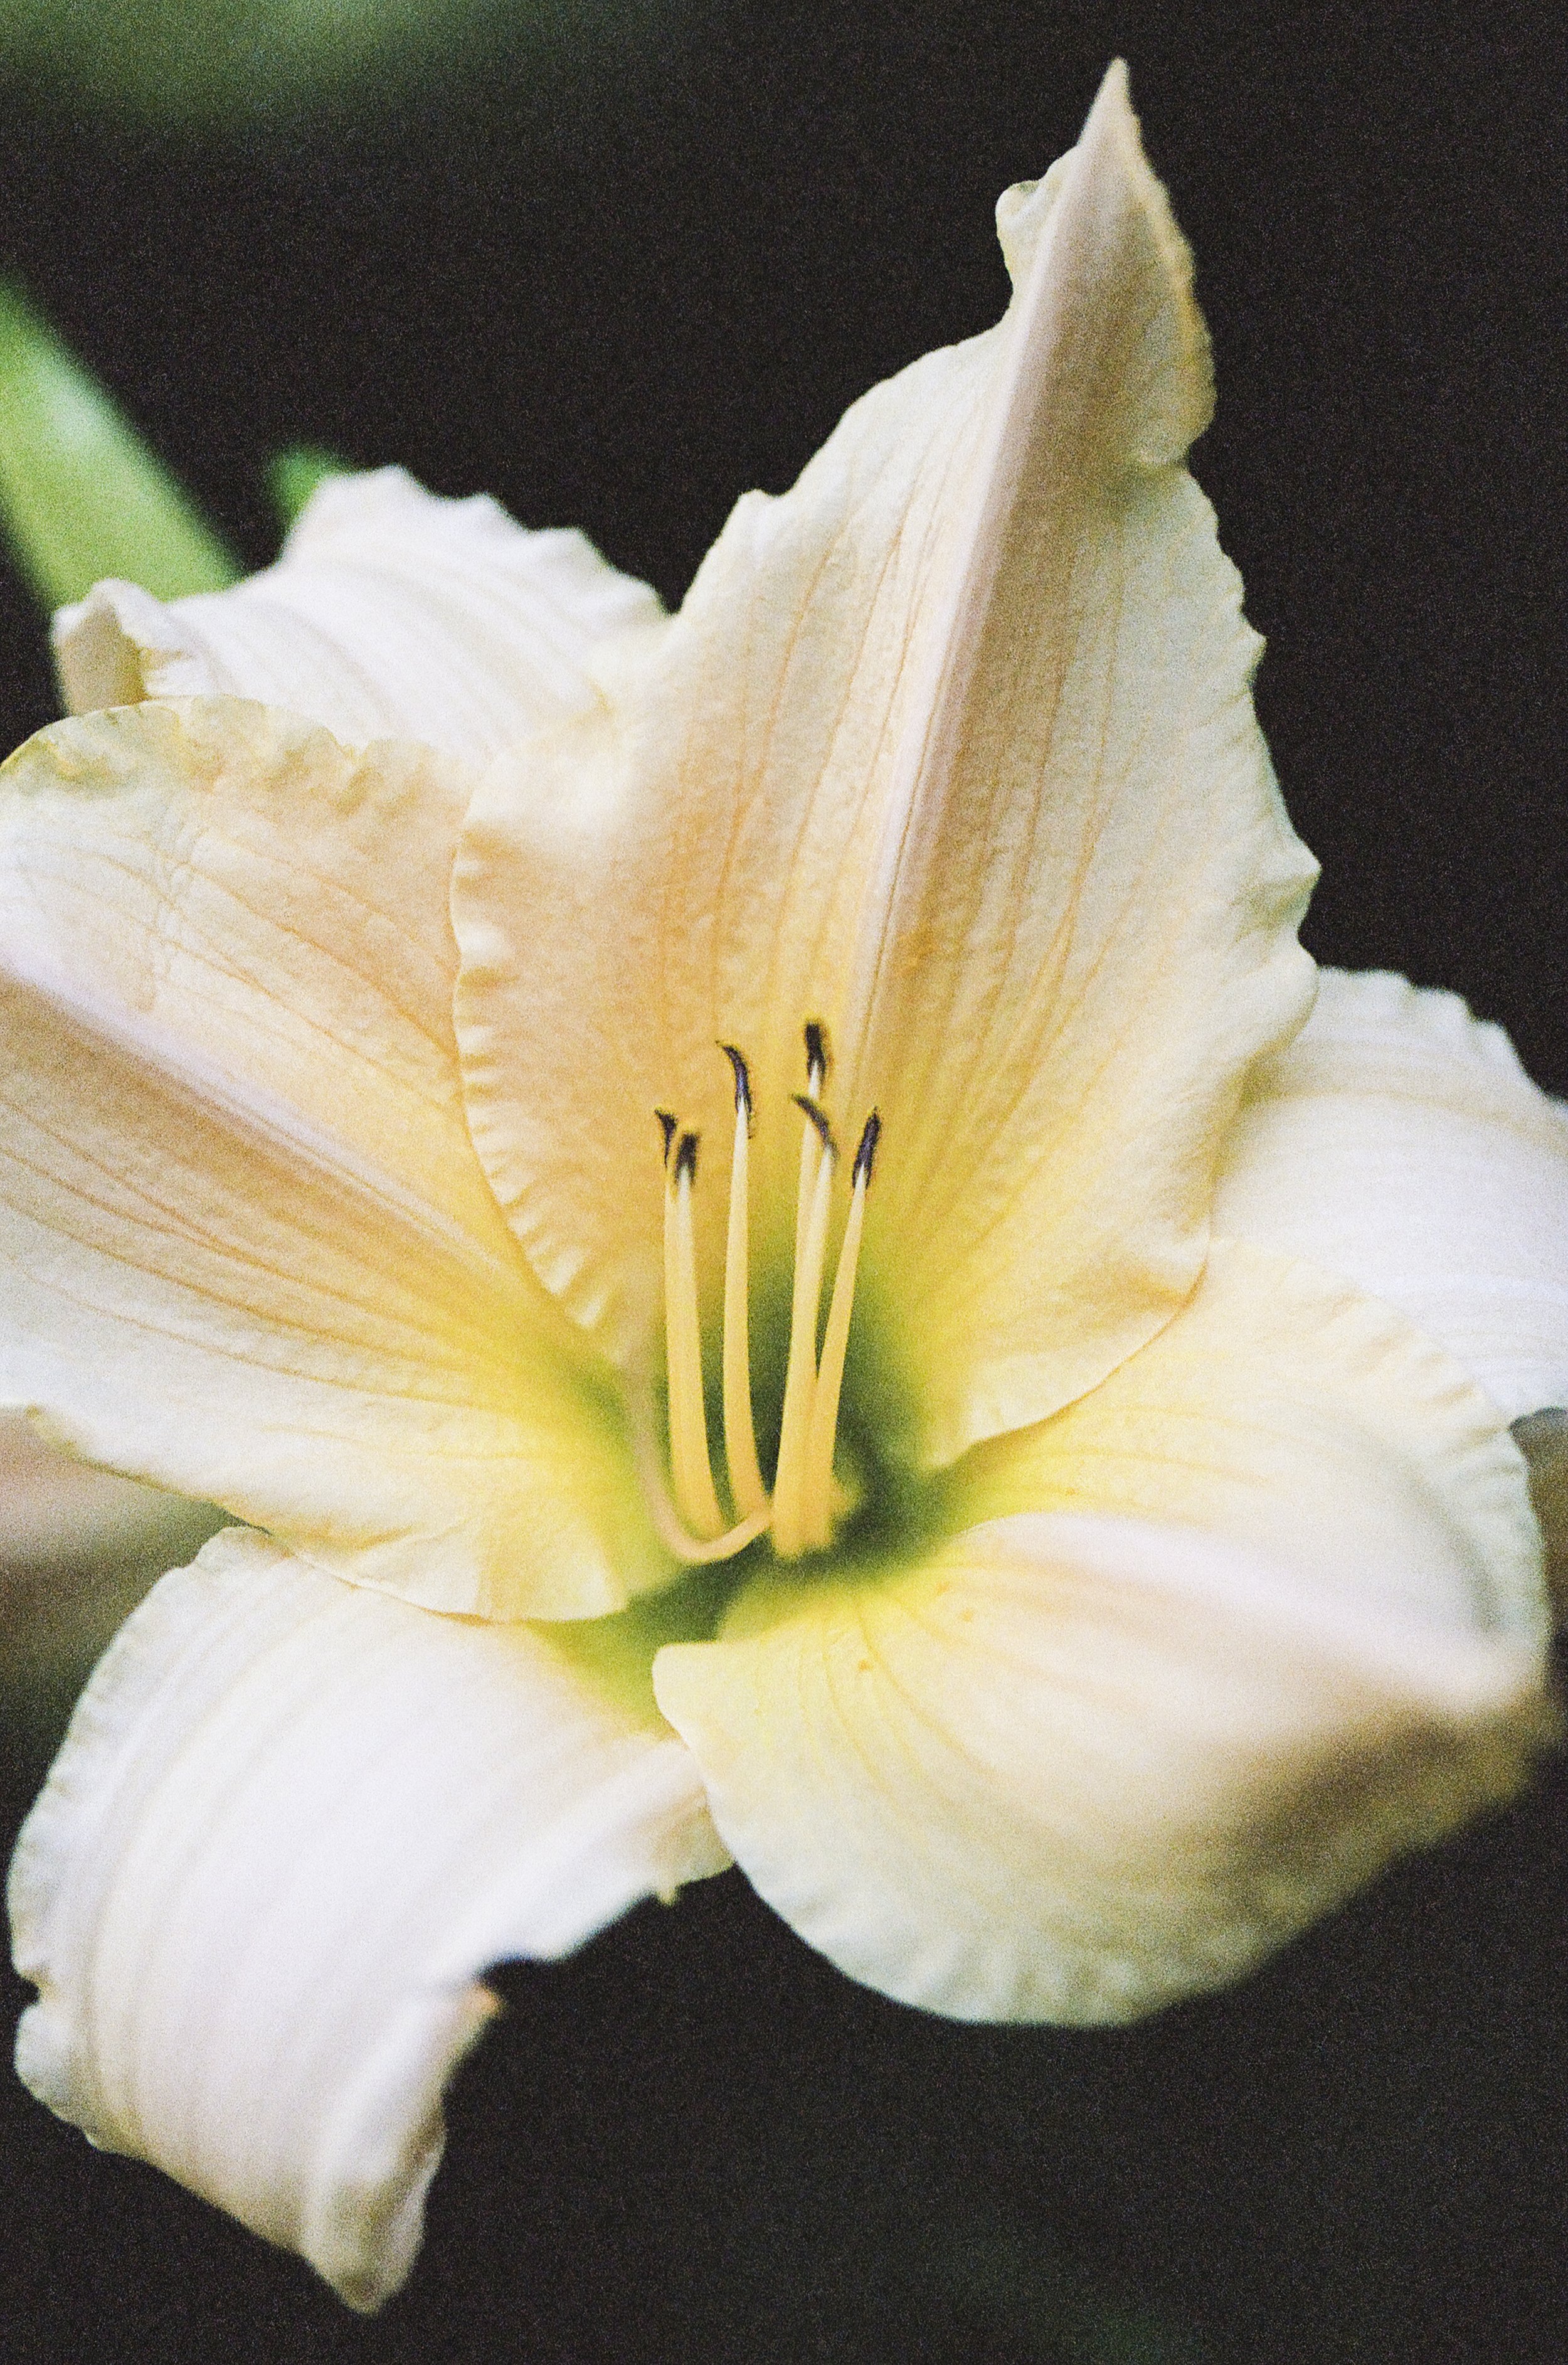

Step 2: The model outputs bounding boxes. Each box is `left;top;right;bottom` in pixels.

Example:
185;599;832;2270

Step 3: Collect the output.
1;1;1566;2358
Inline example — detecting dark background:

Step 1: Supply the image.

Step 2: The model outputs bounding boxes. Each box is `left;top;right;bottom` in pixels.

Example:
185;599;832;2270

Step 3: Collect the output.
1;1;1566;2357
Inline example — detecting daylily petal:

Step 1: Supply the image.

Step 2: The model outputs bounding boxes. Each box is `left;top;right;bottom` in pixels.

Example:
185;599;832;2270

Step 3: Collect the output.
0;698;516;1253
0;921;652;1621
655;1514;1545;2026
0;696;654;1617
653;1243;1550;2020
52;465;664;765
1214;967;1568;1420
9;1527;728;2310
455;63;1316;1465
958;1239;1547;1643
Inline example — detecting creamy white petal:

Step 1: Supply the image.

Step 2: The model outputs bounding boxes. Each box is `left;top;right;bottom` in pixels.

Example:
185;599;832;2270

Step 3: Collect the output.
455;65;1315;1459
958;1239;1549;1648
53;467;664;765
0;699;654;1618
0;699;519;1253
1215;967;1568;1418
0;940;657;1618
655;1242;1551;2021
9;1528;728;2310
654;1514;1548;2028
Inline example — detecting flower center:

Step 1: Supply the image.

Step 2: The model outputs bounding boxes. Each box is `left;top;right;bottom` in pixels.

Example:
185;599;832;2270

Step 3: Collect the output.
646;1025;880;1566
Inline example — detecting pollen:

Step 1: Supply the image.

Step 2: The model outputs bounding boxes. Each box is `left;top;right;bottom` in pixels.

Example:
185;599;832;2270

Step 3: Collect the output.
650;1022;879;1564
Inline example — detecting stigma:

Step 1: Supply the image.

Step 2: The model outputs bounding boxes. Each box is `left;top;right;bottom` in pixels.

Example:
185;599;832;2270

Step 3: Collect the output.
650;1024;879;1564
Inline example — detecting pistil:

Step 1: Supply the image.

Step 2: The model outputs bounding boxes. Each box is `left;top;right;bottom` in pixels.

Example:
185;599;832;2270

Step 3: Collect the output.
793;1022;829;1276
771;1096;837;1559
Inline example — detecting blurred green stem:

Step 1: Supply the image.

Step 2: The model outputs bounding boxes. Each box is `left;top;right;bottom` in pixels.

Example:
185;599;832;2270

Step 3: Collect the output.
267;443;350;531
0;282;240;609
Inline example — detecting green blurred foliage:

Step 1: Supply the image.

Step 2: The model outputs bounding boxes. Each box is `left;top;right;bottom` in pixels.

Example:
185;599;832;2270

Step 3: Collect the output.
0;282;240;609
819;2196;1213;2362
941;2226;1212;2362
268;444;350;532
0;0;655;130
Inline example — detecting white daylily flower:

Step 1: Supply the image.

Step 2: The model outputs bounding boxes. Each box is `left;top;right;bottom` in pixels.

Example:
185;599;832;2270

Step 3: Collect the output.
53;460;666;766
4;63;1565;2311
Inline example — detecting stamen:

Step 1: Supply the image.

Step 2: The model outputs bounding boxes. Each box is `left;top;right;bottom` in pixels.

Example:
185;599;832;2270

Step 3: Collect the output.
630;1383;771;1563
644;1025;874;1566
660;1506;772;1564
794;1022;829;1273
792;1092;834;1150
802;1112;879;1549
772;1102;837;1558
719;1044;768;1519
663;1129;726;1540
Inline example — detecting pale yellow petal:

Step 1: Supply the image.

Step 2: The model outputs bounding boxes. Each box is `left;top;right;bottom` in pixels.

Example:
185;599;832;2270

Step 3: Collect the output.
1215;966;1568;1418
958;1238;1547;1644
53;466;664;766
654;1515;1546;2025
10;1528;727;2310
0;940;655;1617
653;1241;1550;2020
455;63;1315;1469
0;696;647;1615
0;698;514;1255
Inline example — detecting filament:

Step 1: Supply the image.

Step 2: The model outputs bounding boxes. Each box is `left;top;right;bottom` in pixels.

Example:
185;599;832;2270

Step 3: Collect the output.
793;1022;829;1275
663;1130;726;1539
720;1046;768;1519
647;1026;876;1567
630;1384;771;1563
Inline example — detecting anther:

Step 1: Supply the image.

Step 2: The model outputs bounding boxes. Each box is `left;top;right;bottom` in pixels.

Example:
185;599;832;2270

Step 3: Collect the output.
656;1110;678;1166
721;1043;752;1123
792;1094;834;1153
803;1020;830;1093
